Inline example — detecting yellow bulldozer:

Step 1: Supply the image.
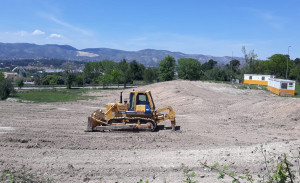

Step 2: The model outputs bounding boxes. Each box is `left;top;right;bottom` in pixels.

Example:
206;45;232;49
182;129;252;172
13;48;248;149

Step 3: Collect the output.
86;90;176;132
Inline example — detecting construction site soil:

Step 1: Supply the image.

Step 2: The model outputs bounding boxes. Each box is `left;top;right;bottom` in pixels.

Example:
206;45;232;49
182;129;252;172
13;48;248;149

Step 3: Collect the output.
1;80;300;183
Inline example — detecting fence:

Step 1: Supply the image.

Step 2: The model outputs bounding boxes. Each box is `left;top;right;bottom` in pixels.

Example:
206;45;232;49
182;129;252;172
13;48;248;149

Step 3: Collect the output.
15;83;146;90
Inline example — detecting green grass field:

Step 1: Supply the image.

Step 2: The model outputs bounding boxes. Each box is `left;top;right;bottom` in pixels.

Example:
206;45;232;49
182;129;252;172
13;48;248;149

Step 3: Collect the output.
12;88;97;103
235;84;267;90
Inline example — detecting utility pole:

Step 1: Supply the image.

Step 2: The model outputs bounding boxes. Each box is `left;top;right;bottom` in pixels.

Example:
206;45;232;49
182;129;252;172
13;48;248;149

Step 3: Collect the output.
230;51;233;82
286;46;291;79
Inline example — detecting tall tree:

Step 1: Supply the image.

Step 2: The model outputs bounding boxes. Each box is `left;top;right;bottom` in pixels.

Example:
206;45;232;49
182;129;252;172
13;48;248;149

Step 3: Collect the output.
266;54;292;78
111;69;122;87
76;74;84;86
98;73;113;88
241;46;258;65
203;68;229;81
201;59;217;72
83;62;103;84
118;59;133;88
129;60;145;80
229;59;240;73
101;59;118;74
65;72;76;89
143;67;157;83
83;60;118;84
177;58;201;80
289;65;300;82
158;55;176;81
241;46;258;73
294;58;300;65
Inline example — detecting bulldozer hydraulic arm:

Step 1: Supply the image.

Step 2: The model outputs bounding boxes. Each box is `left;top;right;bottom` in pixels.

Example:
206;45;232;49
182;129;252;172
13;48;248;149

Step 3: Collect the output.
155;106;176;131
105;103;117;116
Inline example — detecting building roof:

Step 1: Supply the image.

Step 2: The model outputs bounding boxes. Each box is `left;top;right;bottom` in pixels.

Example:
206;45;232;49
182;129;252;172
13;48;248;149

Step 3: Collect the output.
244;74;274;77
44;69;64;73
269;78;296;83
4;72;18;75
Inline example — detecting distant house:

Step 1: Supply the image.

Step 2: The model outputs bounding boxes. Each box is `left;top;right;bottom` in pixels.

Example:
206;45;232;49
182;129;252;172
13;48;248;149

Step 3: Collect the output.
268;78;296;96
44;69;64;73
44;69;83;73
244;74;275;86
4;72;19;81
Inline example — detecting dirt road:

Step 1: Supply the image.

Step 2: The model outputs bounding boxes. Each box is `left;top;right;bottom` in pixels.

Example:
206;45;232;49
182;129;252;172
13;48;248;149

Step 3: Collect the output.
1;80;300;182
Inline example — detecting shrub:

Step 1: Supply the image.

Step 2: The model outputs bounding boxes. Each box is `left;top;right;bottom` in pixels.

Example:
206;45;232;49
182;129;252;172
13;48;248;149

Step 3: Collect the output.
15;78;24;89
0;74;15;100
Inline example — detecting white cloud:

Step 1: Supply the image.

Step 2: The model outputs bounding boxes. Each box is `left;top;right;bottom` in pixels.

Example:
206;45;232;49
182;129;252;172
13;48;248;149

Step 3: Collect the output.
48;16;91;36
244;8;286;30
15;31;29;36
32;29;45;35
50;33;63;38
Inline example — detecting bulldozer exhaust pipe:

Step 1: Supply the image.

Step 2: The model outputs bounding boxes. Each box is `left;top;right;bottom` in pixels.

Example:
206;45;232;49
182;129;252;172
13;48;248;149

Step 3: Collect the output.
120;92;123;103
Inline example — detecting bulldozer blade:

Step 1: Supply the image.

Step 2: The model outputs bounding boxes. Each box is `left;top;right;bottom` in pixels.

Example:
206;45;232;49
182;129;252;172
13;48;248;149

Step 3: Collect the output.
85;117;93;132
171;120;176;131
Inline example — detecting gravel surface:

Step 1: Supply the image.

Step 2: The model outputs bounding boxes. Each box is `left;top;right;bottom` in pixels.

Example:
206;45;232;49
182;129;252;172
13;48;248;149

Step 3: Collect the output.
1;80;300;183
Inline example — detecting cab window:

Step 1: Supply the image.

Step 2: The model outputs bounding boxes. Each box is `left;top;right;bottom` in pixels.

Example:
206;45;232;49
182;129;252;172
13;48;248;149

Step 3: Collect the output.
137;93;149;105
129;93;135;111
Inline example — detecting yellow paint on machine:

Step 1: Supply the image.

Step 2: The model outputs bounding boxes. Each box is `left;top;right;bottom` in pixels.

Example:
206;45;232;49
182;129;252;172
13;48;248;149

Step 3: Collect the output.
244;80;268;85
267;86;295;96
136;105;145;112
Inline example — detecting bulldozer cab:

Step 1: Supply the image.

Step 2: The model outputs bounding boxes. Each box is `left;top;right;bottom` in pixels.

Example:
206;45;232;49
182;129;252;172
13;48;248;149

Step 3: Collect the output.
128;91;155;114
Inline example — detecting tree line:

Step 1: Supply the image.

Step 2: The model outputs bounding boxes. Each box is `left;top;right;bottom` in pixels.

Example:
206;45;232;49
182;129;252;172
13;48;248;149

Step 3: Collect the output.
79;56;239;86
24;51;300;87
1;46;300;100
158;47;300;83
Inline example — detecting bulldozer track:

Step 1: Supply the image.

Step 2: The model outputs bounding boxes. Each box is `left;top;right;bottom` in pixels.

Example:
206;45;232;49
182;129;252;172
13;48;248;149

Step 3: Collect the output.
107;117;157;132
88;112;157;132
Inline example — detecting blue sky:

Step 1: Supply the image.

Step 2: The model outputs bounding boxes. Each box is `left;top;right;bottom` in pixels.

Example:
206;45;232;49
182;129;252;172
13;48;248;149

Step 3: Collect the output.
0;0;299;60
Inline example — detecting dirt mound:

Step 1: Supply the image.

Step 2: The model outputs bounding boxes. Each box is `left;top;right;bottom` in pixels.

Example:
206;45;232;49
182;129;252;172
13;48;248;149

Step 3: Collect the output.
1;80;300;182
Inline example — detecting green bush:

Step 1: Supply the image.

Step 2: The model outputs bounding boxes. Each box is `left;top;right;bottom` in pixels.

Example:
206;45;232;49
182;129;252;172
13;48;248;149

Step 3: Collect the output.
0;74;15;100
15;78;24;89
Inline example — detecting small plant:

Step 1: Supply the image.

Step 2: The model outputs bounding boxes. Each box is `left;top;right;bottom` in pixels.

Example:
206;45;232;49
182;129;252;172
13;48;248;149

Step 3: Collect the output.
139;179;149;183
201;162;254;183
4;172;16;183
1;167;52;183
183;167;197;183
266;153;295;183
203;146;299;183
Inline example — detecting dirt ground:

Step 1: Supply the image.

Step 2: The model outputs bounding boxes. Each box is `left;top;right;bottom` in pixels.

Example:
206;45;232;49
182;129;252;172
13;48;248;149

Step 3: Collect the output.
1;80;300;183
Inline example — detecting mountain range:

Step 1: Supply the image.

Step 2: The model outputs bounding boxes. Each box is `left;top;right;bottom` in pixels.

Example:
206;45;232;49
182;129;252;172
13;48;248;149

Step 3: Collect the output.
0;43;243;66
